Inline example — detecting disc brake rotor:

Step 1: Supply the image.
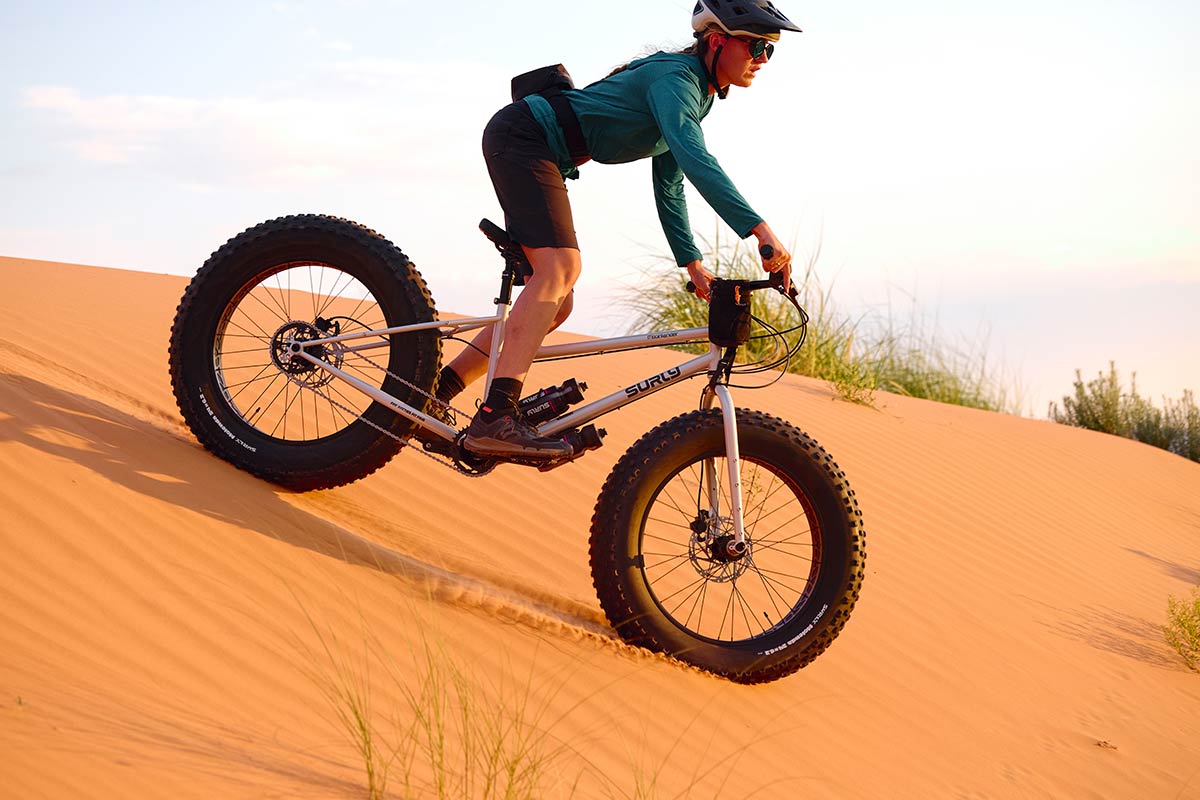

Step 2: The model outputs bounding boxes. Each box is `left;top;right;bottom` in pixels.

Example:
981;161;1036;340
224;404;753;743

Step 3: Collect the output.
270;320;344;389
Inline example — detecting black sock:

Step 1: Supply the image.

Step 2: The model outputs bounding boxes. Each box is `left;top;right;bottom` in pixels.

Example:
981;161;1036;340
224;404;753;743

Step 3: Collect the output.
479;377;523;420
436;366;467;403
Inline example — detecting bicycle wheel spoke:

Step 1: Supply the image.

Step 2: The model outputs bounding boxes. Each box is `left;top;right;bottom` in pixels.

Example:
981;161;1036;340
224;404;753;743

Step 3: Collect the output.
280;381;289;438
226;308;278;342
743;564;807;599
646;553;694;580
225;363;281;399
246;287;293;328
314;270;353;319
328;381;370;418
684;576;709;631
731;579;765;638
645;516;695;535
657;572;709;608
219;348;273;358
308;265;323;322
257;377;295;435
752;537;814;561
241;365;290;412
261;276;292;320
722;578;739;640
749;559;805;616
218;362;275;371
753;562;787;625
745;470;787;529
659;479;698;523
753;513;811;548
661;575;710;617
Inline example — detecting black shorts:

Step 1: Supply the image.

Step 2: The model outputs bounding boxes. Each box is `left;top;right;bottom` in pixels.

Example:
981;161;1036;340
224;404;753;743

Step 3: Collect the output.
482;101;579;250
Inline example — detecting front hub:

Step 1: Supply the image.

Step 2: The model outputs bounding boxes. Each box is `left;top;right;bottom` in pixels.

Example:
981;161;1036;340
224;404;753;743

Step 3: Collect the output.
709;533;747;563
687;513;750;582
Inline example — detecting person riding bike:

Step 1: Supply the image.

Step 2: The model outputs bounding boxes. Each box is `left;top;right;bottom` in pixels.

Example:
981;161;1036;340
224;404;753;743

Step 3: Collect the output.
437;0;802;459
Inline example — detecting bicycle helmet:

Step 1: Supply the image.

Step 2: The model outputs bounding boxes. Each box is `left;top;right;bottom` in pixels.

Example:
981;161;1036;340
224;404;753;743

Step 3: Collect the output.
691;0;802;41
691;0;801;99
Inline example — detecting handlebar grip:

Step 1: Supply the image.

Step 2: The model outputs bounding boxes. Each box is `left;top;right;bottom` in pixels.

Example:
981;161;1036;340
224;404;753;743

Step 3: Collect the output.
686;280;697;294
759;245;797;299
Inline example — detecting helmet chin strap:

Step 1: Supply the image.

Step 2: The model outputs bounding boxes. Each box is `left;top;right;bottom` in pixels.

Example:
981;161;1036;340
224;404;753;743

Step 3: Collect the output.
699;33;730;100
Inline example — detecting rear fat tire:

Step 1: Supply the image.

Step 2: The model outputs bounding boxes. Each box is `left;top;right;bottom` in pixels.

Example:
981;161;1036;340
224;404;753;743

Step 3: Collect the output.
589;409;865;683
168;214;440;490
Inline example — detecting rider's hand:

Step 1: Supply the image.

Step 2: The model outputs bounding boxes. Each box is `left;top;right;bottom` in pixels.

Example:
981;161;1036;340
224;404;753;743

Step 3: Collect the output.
751;221;792;294
685;261;716;302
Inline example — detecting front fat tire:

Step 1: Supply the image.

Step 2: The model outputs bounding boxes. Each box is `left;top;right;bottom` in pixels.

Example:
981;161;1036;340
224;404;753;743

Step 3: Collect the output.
168;214;440;490
589;409;866;684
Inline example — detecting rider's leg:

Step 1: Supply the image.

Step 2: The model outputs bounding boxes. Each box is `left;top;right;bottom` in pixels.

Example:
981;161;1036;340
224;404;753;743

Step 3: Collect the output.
441;288;574;393
463;247;580;458
491;247;580;382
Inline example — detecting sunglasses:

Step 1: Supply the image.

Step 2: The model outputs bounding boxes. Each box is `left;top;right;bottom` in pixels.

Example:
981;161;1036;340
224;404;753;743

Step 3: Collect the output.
734;36;775;61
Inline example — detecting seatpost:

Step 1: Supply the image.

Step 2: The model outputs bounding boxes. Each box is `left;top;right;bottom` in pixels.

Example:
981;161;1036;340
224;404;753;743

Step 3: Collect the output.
495;265;516;306
485;263;517;395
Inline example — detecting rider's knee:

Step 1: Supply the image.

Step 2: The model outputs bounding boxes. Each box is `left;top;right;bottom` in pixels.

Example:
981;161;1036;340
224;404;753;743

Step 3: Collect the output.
526;247;582;297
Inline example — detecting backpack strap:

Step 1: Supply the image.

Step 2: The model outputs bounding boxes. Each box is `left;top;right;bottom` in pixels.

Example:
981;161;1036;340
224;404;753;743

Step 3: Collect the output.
544;90;590;166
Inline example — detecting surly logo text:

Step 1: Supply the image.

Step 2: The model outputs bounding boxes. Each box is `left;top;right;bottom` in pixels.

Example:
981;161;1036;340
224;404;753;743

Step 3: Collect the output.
624;367;682;398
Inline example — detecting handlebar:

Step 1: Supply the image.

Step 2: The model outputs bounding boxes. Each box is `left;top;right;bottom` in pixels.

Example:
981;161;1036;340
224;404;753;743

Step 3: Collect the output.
686;244;798;301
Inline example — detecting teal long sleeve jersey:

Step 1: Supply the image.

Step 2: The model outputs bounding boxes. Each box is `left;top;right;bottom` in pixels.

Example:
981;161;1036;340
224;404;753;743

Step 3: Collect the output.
523;52;763;267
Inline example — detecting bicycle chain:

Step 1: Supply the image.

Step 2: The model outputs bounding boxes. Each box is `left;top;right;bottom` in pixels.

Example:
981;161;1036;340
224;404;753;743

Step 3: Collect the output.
283;344;488;477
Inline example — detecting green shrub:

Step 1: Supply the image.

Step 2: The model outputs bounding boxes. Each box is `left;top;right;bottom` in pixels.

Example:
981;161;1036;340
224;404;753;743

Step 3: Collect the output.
1049;363;1199;462
1165;588;1200;671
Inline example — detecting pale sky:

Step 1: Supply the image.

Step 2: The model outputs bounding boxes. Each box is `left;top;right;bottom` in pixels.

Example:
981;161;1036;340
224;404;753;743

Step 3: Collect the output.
2;0;1197;417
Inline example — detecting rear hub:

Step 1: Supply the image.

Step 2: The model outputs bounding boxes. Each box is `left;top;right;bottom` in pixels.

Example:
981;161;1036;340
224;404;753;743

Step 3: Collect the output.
270;321;343;388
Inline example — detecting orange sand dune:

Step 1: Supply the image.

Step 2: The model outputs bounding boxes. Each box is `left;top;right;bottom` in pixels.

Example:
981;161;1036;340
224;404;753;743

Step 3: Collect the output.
1;255;1198;799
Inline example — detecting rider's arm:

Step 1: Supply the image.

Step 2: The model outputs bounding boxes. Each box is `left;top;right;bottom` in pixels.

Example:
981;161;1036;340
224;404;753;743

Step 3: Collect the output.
646;77;763;242
651;150;704;267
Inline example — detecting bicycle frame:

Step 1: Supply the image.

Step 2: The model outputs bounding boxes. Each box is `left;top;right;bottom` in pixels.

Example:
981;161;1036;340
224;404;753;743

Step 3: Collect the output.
290;290;750;547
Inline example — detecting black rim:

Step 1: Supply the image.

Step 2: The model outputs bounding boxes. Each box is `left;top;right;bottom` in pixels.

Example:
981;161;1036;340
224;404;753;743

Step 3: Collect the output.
212;261;393;442
638;452;823;645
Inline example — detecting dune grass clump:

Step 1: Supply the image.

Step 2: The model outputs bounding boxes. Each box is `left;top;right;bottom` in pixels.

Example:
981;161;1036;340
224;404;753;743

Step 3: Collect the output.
291;593;806;798
1165;587;1200;672
293;601;574;800
624;237;1014;412
390;637;569;800
1049;363;1199;462
293;603;392;799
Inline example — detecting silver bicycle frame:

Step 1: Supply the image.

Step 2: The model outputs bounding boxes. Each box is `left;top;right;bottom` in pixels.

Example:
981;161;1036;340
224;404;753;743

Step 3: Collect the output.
291;301;749;545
